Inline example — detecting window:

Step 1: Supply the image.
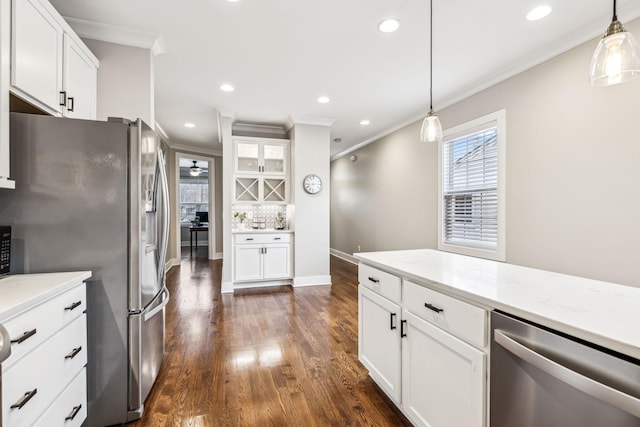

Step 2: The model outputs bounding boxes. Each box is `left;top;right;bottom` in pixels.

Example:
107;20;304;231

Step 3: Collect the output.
439;110;505;261
180;180;208;223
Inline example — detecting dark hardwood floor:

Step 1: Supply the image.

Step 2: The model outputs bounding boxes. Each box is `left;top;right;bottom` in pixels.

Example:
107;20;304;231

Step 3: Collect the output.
129;253;409;426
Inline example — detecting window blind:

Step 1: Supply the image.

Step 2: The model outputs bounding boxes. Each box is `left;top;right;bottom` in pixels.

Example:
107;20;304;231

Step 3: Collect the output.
442;125;498;249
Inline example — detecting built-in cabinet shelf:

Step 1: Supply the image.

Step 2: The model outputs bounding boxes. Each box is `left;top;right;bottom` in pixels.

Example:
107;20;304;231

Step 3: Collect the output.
11;0;98;119
233;233;292;286
358;263;488;427
233;137;289;204
1;279;88;427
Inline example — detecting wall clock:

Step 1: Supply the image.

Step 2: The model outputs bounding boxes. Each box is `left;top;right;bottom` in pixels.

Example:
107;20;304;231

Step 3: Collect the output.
303;174;322;194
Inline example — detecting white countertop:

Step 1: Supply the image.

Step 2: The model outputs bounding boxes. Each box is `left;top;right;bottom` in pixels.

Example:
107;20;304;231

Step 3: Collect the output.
232;229;294;234
354;249;640;360
0;271;92;321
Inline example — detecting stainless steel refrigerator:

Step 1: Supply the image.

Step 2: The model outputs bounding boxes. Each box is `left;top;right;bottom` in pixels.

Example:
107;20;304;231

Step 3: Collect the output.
0;113;170;426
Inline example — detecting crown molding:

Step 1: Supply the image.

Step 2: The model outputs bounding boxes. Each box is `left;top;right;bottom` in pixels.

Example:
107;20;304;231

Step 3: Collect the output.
63;17;167;56
165;140;222;157
155;122;169;140
286;116;335;129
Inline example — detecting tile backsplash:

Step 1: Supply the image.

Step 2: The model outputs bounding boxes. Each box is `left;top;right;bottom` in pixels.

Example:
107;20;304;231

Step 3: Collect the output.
232;204;288;229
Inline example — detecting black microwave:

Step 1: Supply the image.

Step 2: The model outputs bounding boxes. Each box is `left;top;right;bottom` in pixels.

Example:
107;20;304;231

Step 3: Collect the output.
0;226;10;276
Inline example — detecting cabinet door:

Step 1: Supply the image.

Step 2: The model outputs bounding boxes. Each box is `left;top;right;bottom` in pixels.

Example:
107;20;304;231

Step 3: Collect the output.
358;285;401;403
11;0;63;114
235;141;260;173
262;142;287;175
262;243;291;280
0;0;11;188
402;310;485;427
63;34;97;120
234;244;263;282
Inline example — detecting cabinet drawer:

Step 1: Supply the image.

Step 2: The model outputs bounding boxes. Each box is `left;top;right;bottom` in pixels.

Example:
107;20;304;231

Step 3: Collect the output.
3;284;86;368
358;264;401;304
3;314;87;427
403;280;487;348
234;233;291;244
33;368;86;427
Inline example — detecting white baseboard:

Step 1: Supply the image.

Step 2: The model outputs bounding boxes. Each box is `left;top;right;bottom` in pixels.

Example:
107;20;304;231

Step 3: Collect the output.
234;279;292;290
292;275;332;287
165;258;180;272
330;248;359;265
211;252;223;260
221;281;234;293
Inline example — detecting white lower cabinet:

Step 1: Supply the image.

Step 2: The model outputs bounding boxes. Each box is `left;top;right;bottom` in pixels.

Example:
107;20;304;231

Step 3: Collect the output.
358;285;401;403
402;310;485;427
358;263;487;427
1;281;87;426
233;233;292;284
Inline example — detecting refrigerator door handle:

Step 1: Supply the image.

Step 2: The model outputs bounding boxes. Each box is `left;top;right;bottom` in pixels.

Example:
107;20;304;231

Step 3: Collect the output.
143;288;169;322
156;148;170;287
494;329;640;418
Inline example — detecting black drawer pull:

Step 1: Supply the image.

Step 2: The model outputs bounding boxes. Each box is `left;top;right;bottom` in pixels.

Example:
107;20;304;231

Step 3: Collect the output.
65;346;82;360
390;312;397;330
400;320;407;338
368;277;380;284
424;303;444;313
59;91;67;106
11;388;37;409
274;237;281;240
11;329;37;344
65;301;82;311
67;96;75;112
246;238;254;241
65;404;82;421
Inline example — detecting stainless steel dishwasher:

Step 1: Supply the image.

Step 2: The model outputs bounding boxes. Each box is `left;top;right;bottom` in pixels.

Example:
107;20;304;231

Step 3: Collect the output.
0;323;11;427
491;311;640;427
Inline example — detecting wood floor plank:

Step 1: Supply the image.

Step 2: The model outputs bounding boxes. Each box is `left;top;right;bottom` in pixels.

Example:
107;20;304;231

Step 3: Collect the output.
129;254;410;427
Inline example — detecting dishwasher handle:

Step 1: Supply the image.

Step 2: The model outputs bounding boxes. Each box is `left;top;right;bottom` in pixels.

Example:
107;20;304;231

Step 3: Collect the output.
0;323;11;363
494;330;640;418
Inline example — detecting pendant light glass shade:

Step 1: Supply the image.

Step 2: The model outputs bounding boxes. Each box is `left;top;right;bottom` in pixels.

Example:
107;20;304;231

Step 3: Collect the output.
421;0;442;143
589;2;640;86
420;110;442;143
189;161;202;176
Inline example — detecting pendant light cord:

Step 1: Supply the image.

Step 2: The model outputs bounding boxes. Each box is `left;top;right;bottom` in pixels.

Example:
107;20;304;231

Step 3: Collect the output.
613;0;617;21
429;0;433;111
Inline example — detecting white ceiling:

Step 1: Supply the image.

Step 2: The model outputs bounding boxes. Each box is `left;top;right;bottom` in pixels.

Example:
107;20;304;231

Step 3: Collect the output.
49;0;640;158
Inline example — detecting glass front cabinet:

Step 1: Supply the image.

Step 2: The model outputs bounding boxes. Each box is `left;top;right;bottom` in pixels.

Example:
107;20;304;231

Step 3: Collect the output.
233;137;289;203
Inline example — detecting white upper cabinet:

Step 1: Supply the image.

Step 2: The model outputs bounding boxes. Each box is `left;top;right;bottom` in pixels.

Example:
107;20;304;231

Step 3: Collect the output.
11;0;98;119
62;34;97;120
234;138;288;177
0;0;13;188
233;137;289;203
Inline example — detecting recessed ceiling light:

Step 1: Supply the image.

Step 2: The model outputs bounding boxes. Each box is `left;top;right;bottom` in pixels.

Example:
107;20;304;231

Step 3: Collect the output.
184;122;195;128
378;18;400;33
226;0;239;2
317;96;330;104
526;5;552;21
360;120;371;126
219;83;235;92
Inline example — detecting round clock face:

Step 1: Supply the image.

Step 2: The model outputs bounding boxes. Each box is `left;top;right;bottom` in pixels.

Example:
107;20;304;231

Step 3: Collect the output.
303;174;322;194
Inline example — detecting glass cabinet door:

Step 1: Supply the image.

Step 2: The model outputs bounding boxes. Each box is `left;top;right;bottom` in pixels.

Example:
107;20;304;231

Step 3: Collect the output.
263;144;285;174
236;142;260;173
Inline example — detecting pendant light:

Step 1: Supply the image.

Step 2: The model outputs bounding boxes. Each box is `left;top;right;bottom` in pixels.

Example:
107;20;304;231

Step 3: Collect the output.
589;0;640;86
189;161;202;176
420;0;442;143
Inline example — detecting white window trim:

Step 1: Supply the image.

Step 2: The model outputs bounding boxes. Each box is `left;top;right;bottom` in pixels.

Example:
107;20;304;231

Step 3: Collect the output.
437;109;506;262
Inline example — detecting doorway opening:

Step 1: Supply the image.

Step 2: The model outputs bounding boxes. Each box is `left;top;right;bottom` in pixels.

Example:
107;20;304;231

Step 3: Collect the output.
176;154;215;259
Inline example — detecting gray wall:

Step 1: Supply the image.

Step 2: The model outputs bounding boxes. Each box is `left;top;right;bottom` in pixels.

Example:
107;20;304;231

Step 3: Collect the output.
331;18;640;288
83;39;154;126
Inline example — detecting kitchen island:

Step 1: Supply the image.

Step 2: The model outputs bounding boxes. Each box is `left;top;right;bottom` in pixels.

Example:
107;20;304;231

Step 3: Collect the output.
354;249;640;427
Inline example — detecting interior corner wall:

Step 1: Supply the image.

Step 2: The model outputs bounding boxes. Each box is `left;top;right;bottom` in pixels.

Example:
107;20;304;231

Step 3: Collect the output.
292;124;331;285
82;39;154;126
331;17;640;287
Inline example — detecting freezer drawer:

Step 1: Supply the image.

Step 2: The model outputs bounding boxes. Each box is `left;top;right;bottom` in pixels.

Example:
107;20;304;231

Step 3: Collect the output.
127;287;169;421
